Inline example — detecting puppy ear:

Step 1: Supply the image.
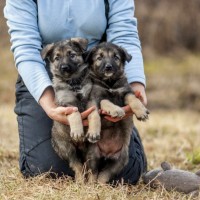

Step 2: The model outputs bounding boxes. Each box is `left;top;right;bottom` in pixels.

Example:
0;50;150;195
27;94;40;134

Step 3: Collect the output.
83;47;96;63
70;38;89;52
119;47;132;63
41;43;54;60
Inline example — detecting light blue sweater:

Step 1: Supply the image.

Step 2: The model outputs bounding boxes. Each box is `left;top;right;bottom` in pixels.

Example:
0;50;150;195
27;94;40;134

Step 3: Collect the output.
4;0;145;102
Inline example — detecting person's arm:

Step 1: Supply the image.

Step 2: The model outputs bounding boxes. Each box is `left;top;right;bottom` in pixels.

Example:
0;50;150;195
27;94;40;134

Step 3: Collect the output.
4;1;95;125
4;0;52;102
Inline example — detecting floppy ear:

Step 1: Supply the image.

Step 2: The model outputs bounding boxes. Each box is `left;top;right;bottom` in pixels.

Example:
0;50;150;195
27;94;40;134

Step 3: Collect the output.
70;38;89;52
41;43;54;60
119;47;132;63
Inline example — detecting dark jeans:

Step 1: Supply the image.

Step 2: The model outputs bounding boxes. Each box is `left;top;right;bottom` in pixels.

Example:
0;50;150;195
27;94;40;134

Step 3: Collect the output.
14;75;147;184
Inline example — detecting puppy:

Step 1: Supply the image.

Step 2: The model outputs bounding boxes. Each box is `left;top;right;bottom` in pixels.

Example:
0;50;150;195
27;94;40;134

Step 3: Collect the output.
84;42;149;183
41;38;92;182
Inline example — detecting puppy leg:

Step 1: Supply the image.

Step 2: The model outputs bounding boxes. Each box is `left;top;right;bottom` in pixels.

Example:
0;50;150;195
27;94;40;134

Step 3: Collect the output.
100;99;125;118
97;147;129;184
52;128;84;182
85;144;100;184
86;101;101;143
125;93;149;121
67;111;84;141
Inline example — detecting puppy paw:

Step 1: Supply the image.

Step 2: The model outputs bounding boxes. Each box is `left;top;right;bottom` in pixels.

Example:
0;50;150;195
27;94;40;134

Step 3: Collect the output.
86;131;100;143
134;107;150;121
70;127;84;142
105;106;125;118
97;173;109;184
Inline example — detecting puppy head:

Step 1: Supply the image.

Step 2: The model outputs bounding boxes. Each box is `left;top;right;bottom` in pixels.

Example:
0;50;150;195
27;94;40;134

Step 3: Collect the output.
41;38;88;79
84;42;132;80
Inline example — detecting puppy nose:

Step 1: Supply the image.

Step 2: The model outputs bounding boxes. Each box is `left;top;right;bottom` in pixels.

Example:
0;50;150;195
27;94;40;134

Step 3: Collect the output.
60;64;70;72
105;63;113;71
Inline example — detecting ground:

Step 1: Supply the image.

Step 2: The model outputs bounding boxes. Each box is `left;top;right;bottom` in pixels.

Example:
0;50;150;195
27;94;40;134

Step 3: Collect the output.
0;106;199;199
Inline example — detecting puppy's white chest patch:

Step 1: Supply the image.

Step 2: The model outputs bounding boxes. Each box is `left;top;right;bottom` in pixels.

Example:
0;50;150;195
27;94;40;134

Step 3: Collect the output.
108;87;126;94
76;83;92;98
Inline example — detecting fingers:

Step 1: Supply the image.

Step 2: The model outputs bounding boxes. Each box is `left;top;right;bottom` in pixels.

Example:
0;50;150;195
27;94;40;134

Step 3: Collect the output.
81;106;96;119
122;105;133;113
101;105;133;116
130;82;148;106
82;119;89;126
104;113;132;123
100;105;134;123
63;107;78;115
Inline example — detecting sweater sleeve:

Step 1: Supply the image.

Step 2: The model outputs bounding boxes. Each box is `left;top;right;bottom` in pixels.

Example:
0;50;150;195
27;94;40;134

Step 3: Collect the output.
107;0;146;86
4;0;52;102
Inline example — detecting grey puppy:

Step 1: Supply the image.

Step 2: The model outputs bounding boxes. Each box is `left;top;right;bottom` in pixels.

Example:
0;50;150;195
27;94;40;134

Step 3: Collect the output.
41;38;92;182
84;42;149;183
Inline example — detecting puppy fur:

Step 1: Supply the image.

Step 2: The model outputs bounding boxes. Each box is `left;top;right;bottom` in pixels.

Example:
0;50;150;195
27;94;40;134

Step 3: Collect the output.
84;42;149;183
41;38;92;182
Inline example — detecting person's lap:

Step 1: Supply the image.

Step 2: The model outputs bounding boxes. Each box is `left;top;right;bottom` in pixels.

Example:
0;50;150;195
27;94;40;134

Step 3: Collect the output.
14;76;147;184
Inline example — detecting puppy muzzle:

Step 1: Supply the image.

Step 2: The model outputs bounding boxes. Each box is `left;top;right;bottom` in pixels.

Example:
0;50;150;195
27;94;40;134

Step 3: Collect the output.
60;64;73;74
104;63;113;72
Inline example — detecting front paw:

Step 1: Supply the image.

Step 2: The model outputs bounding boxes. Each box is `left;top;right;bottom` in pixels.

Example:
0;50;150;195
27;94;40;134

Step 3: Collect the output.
70;127;84;142
134;106;150;121
105;106;125;118
97;172;109;184
86;131;100;143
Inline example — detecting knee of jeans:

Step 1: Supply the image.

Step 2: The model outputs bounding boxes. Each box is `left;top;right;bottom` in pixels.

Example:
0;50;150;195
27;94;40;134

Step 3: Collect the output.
19;139;74;178
19;154;40;178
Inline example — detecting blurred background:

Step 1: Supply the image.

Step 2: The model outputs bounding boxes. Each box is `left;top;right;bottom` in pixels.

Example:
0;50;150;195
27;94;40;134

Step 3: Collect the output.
0;0;199;110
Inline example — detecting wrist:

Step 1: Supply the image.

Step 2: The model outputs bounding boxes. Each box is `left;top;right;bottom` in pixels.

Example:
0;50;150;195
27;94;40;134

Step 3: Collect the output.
130;82;145;91
39;86;57;117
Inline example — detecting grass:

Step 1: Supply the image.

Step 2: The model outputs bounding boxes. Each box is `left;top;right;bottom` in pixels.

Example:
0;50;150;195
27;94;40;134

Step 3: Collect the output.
0;105;199;200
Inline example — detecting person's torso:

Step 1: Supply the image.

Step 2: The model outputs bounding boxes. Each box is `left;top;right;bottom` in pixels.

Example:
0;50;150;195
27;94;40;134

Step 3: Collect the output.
37;0;107;47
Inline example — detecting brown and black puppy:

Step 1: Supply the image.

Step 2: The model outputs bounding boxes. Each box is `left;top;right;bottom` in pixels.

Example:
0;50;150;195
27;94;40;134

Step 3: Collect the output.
41;38;92;182
84;42;149;183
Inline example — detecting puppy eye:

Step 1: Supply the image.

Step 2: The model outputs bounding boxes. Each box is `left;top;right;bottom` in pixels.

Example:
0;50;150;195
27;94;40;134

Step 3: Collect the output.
55;56;60;61
70;53;77;59
114;55;120;61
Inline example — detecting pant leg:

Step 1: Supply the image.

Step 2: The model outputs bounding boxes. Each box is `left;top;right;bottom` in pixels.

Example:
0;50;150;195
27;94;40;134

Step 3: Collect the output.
14;76;74;178
111;127;147;185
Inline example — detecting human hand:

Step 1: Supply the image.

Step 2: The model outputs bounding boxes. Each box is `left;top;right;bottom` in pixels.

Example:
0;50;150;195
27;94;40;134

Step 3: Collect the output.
102;82;148;123
130;82;147;106
48;106;95;126
39;87;76;124
39;87;95;125
80;106;96;126
101;105;133;122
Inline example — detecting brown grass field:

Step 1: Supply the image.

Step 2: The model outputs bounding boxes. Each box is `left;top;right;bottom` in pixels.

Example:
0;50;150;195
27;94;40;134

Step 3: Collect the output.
1;1;200;199
0;104;200;199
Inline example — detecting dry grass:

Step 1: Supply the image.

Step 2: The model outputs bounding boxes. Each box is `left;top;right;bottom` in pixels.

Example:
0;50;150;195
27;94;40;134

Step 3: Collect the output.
0;105;199;200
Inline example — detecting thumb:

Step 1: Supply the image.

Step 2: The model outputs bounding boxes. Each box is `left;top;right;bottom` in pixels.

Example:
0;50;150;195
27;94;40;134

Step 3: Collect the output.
58;106;78;115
